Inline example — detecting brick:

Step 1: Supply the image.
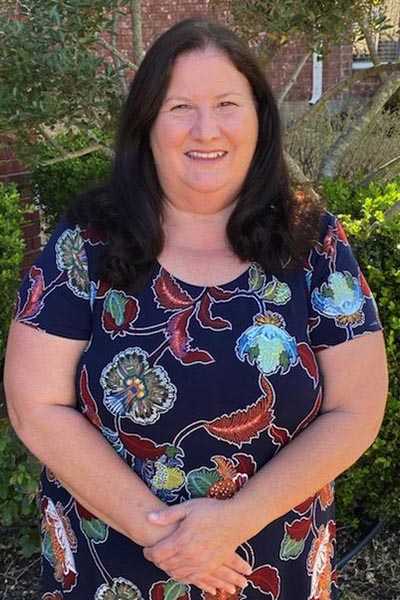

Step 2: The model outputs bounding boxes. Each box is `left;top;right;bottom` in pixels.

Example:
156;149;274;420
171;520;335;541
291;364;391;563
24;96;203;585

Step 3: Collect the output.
22;221;40;240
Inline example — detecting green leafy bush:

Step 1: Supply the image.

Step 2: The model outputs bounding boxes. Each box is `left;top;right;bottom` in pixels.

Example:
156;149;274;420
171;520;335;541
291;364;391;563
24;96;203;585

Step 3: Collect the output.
0;182;40;555
321;177;400;527
31;130;112;230
0;419;41;556
0;182;25;363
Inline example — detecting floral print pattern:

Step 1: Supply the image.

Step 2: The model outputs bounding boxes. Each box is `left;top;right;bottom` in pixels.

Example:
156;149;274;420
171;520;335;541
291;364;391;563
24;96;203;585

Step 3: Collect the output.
55;227;90;299
95;578;144;600
311;271;365;328
307;523;336;600
14;214;381;599
236;312;298;375
41;497;78;592
100;348;177;425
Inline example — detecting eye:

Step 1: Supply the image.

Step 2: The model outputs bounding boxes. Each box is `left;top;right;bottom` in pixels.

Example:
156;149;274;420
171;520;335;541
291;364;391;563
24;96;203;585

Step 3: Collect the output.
218;101;238;108
170;104;192;112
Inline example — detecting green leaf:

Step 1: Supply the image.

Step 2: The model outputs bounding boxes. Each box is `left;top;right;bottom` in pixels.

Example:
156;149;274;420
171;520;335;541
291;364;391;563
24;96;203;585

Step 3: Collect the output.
279;533;305;560
80;517;109;542
186;468;220;498
248;263;265;292
164;579;190;600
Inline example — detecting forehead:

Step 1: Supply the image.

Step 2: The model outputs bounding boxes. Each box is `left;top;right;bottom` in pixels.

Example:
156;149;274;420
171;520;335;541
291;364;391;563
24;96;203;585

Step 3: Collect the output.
165;47;252;97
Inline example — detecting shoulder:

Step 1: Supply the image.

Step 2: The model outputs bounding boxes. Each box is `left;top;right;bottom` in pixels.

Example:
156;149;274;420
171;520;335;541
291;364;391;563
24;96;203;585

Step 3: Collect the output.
312;211;351;252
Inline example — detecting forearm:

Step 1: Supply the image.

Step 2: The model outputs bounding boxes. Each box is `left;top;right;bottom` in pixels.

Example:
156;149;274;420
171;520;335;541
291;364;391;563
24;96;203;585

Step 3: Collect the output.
228;409;381;543
10;403;175;546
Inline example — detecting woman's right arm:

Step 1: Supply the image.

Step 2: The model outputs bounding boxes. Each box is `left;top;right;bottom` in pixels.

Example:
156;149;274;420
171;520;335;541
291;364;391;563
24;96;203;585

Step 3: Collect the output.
4;320;177;547
4;321;250;596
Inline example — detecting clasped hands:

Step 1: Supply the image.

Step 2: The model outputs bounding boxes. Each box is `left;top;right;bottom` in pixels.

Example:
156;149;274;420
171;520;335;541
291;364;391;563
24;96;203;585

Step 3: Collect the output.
143;497;251;596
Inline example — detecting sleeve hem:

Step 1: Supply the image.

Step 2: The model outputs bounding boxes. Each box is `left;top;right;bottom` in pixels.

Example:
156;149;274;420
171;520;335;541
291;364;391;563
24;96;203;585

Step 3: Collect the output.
14;319;91;341
312;325;383;352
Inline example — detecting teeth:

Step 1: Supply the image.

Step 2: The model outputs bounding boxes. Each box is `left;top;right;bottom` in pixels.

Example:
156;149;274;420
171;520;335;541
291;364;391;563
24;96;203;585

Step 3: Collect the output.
186;151;226;159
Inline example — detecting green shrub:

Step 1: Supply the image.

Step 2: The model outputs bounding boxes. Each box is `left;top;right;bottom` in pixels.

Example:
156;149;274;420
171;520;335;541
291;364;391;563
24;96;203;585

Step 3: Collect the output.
0;182;40;555
321;177;400;527
0;419;41;556
0;182;25;363
31;130;112;231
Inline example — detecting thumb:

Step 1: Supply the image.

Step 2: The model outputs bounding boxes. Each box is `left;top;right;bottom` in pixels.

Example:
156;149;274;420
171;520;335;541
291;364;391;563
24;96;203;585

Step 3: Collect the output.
147;504;188;526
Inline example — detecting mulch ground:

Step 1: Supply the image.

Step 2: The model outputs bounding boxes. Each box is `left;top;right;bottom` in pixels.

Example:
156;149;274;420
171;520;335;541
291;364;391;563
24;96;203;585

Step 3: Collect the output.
0;521;399;599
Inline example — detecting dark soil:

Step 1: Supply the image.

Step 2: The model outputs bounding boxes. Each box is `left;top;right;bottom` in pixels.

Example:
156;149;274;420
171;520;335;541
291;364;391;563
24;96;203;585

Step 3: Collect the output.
0;521;399;600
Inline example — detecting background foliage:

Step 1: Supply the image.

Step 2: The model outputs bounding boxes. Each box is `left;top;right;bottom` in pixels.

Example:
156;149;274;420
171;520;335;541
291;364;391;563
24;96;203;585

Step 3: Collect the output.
0;183;40;555
322;177;400;526
0;183;25;363
31;131;112;232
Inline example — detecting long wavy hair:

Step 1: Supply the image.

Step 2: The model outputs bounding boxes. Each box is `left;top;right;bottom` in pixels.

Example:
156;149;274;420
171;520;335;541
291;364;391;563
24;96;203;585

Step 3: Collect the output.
68;17;322;292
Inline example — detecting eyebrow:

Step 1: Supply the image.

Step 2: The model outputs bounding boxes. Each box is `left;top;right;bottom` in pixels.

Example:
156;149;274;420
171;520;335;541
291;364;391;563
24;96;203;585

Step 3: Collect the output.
163;92;244;104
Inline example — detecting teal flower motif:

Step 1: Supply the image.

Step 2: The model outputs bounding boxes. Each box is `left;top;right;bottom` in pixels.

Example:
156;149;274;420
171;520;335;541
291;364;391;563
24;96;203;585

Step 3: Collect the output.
236;312;298;375
56;227;89;299
311;271;365;328
95;577;143;600
100;348;177;425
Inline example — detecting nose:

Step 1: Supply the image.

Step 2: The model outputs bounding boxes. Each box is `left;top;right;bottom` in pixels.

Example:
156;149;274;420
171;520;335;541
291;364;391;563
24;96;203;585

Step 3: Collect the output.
191;108;220;141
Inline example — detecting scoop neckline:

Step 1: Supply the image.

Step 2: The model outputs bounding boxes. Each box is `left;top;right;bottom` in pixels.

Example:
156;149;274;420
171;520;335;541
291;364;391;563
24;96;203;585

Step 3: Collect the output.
155;260;254;290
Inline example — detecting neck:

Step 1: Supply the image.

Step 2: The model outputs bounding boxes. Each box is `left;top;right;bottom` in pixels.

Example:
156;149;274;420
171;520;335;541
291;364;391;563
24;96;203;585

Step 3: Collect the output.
161;200;235;252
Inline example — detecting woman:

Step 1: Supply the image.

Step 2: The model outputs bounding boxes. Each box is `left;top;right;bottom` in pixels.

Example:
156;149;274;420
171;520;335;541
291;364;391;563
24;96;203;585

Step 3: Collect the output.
5;17;387;600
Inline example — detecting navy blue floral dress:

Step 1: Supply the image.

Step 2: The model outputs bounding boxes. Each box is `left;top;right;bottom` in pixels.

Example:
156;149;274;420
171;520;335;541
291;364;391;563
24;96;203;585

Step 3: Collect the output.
14;212;381;600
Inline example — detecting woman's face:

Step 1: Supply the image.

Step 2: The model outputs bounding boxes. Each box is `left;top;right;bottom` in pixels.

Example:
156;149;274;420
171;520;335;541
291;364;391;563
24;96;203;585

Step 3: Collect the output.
150;47;259;215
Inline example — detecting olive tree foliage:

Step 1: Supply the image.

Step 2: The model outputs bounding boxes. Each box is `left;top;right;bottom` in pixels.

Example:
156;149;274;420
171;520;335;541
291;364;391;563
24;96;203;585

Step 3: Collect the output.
212;0;400;188
0;0;143;167
213;0;388;60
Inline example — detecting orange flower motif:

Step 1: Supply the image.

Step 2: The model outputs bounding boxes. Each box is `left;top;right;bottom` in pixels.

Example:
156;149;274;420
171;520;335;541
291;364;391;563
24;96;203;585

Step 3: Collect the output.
41;497;78;592
307;523;335;600
318;483;334;510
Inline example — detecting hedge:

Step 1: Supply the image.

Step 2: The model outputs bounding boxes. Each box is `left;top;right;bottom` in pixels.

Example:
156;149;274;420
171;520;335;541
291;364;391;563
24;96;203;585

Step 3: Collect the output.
322;177;400;527
0;182;25;363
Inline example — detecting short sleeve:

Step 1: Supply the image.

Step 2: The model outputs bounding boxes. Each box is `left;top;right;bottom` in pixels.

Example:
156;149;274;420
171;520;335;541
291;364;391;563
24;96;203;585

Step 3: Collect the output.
13;217;93;340
307;212;382;350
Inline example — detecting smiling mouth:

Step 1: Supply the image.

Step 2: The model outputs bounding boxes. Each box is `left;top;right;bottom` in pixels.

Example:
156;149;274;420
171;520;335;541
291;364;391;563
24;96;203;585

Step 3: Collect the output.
185;150;227;160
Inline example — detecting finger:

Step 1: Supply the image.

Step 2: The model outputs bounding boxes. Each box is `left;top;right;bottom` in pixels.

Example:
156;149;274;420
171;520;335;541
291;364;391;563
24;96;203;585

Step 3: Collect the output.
214;565;248;590
189;576;218;596
147;505;188;526
226;552;253;576
143;538;179;564
195;574;236;596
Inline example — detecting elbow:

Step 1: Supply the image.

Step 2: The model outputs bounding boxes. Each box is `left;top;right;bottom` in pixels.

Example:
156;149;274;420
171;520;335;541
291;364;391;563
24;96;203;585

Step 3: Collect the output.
4;385;27;443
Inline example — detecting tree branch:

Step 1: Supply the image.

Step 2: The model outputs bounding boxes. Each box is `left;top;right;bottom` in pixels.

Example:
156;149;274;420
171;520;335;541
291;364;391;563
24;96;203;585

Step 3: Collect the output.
37;126;68;157
111;3;128;97
94;35;138;71
318;73;400;179
286;62;400;136
359;155;400;185
278;51;311;107
131;0;144;64
38;144;114;167
284;151;320;201
360;17;381;67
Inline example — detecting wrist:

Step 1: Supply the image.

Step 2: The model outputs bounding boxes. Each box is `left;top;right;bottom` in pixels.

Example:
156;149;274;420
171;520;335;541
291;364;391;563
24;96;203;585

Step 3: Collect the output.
226;492;268;544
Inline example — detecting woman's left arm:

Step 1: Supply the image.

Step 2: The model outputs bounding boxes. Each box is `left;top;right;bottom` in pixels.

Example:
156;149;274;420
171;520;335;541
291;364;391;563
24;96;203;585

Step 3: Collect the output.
143;331;388;581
